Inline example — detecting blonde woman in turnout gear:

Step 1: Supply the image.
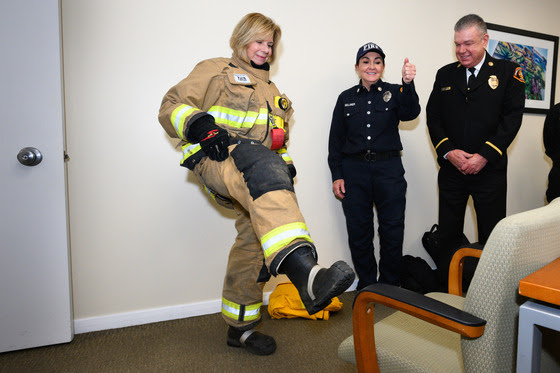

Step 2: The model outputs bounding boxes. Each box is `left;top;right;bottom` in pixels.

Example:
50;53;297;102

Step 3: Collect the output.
158;13;355;355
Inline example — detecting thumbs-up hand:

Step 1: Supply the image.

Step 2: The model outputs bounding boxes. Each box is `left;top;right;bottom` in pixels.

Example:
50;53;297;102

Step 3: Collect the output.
402;57;416;84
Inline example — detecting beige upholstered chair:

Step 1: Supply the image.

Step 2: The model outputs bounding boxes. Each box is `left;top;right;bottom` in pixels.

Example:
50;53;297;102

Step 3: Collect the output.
338;198;560;372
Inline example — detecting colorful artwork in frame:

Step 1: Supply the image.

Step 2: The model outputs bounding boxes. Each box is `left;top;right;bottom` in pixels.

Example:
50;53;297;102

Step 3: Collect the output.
486;23;558;114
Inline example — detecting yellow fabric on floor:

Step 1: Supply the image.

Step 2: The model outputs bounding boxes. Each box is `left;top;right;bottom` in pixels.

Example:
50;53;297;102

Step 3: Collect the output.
267;282;343;320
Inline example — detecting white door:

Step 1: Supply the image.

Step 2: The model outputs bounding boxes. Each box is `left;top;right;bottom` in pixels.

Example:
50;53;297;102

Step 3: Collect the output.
0;0;73;352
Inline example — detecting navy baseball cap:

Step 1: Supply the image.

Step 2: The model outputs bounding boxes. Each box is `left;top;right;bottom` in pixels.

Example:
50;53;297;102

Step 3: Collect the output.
356;42;385;64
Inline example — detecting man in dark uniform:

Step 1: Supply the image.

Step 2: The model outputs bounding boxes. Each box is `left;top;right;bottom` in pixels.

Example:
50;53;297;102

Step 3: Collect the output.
544;102;560;203
426;14;525;279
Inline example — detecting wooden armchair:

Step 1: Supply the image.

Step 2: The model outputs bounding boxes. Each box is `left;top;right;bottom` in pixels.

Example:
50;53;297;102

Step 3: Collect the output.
338;199;560;372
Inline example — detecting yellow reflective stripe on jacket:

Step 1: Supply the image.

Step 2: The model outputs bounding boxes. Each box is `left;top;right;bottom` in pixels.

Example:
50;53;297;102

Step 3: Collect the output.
276;148;292;162
222;298;261;321
207;105;268;129
261;222;313;259
171;104;198;140
272;115;284;129
203;185;217;202
182;142;202;163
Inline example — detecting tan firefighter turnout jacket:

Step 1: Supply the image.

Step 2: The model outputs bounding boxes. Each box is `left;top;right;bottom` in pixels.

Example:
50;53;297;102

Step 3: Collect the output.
158;55;294;170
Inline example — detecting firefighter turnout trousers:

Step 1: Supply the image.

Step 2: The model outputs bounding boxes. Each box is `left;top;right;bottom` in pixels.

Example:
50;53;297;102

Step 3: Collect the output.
194;142;314;330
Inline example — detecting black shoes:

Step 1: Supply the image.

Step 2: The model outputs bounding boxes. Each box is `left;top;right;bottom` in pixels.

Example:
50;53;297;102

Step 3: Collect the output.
227;327;277;355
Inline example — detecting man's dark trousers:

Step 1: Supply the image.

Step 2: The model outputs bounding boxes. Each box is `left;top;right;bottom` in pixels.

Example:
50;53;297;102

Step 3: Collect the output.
437;164;506;277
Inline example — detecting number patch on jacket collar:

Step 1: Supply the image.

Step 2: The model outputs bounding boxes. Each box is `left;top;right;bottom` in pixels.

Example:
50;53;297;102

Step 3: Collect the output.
233;73;251;84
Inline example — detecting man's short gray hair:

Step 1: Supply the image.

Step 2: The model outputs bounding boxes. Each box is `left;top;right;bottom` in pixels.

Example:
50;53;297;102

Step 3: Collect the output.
454;14;487;36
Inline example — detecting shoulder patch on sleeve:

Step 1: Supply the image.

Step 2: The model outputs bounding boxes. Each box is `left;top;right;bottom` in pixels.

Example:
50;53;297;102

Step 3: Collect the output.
513;67;525;83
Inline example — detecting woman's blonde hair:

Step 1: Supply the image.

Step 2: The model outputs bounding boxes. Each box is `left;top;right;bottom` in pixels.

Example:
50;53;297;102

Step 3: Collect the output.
230;13;282;64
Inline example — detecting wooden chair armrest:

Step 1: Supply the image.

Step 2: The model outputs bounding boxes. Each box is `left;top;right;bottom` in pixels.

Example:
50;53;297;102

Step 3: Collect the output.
448;246;483;296
353;283;486;373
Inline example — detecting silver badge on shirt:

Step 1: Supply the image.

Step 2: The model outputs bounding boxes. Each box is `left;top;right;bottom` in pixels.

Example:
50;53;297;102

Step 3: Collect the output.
383;91;392;102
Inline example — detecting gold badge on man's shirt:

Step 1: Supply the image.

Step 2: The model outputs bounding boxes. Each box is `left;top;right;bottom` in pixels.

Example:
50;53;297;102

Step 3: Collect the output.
383;91;392;102
488;75;499;90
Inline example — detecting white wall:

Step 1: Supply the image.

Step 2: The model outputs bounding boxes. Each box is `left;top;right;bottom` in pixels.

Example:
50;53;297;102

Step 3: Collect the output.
62;0;559;327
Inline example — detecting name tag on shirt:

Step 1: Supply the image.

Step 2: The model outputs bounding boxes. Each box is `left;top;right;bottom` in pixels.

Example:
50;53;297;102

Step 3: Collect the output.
233;74;250;84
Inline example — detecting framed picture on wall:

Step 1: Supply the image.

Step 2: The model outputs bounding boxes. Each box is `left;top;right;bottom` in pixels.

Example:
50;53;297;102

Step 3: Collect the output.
486;22;558;114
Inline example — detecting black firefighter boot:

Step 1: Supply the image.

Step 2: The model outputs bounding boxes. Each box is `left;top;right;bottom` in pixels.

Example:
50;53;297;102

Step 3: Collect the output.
279;244;355;315
227;326;277;355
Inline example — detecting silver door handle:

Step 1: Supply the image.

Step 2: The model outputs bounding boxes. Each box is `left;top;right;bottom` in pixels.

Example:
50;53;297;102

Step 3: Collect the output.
17;147;43;166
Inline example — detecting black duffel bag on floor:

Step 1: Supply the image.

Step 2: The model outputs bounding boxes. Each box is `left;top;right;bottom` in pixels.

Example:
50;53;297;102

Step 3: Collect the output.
422;224;481;293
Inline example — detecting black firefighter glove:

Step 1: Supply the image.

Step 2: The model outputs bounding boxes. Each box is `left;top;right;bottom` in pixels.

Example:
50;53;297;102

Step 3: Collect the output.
188;115;230;162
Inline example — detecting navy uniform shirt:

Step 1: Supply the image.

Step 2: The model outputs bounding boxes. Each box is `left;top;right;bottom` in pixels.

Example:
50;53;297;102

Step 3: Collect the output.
328;79;420;181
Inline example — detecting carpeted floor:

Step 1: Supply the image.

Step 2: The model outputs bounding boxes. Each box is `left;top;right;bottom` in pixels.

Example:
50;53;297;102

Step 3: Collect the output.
0;291;393;372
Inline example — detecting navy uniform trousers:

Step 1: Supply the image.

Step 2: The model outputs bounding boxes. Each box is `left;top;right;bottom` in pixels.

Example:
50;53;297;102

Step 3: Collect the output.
341;155;406;289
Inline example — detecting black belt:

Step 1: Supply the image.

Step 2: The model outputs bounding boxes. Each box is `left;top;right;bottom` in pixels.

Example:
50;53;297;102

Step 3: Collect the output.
348;150;401;162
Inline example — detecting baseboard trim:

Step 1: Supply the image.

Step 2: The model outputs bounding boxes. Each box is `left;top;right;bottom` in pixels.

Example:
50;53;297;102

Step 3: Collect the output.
74;292;272;334
74;281;357;334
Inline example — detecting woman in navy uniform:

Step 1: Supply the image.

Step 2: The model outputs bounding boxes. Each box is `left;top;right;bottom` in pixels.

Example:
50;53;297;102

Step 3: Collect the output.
328;42;420;290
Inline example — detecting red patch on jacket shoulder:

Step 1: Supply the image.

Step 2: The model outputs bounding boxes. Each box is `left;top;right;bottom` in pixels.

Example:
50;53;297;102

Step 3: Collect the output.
514;67;525;83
